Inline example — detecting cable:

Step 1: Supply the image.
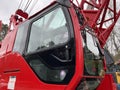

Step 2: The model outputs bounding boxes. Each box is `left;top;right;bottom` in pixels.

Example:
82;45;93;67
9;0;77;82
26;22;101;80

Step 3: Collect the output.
28;0;38;14
24;0;32;12
18;0;24;9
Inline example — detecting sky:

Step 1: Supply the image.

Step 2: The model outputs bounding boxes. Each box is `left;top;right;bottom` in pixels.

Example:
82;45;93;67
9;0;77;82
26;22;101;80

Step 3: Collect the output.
0;0;53;24
0;0;120;24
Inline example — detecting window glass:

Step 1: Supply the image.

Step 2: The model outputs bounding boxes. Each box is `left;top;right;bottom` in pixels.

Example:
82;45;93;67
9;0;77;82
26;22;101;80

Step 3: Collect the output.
14;26;24;52
86;32;99;56
81;29;104;76
29;58;69;83
27;7;69;53
13;23;28;54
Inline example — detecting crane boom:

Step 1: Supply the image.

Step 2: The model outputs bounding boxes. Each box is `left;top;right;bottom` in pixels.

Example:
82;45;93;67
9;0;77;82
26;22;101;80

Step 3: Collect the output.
72;0;120;47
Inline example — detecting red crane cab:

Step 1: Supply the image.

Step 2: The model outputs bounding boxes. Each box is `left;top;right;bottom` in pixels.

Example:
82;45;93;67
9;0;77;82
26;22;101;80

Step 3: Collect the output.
0;0;117;90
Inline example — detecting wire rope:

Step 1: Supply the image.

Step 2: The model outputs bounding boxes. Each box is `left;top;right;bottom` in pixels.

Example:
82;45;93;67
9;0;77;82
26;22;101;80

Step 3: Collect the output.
18;0;24;9
24;0;32;12
28;0;38;14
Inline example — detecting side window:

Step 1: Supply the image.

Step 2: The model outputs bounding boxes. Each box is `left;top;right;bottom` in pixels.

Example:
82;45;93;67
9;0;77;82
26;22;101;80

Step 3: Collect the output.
27;7;69;53
13;22;28;54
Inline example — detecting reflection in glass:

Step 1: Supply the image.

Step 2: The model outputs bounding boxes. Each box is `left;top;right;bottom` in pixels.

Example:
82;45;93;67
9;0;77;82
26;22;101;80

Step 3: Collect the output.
27;8;69;53
82;28;104;76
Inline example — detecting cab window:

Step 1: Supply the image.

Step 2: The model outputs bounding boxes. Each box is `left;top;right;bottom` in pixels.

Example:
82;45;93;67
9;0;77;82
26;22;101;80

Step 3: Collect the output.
27;7;68;53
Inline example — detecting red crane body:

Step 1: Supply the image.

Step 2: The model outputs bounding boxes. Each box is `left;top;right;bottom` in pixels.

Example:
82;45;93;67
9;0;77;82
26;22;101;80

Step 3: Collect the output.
0;0;119;90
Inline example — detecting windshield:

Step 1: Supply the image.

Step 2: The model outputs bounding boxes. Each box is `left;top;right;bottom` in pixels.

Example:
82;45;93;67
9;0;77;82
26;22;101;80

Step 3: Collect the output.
82;27;104;76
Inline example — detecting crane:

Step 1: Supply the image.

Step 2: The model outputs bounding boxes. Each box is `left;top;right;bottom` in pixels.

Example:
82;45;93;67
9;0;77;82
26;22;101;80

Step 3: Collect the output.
0;0;120;90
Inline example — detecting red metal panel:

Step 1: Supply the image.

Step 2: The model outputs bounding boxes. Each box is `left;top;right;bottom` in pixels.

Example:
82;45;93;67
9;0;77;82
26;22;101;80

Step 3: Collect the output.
65;6;84;90
0;52;67;90
97;74;117;90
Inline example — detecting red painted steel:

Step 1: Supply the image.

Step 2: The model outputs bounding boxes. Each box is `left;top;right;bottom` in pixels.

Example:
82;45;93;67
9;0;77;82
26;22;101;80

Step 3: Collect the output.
97;74;117;90
65;7;84;90
0;0;119;90
74;0;120;47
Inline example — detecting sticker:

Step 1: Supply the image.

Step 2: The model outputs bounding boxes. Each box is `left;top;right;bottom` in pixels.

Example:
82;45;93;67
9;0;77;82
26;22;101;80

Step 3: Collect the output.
7;76;16;90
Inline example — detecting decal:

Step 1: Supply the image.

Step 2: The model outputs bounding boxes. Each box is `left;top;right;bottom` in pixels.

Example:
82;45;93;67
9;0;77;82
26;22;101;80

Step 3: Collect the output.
7;76;16;90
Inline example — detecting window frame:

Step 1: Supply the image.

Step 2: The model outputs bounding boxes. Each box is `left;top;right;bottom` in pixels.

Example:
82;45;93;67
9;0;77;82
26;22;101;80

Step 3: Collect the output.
13;21;30;54
24;3;74;56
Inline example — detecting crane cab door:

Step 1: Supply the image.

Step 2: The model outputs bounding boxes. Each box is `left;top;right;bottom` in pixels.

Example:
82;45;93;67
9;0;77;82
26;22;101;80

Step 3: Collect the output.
13;2;76;90
24;4;75;89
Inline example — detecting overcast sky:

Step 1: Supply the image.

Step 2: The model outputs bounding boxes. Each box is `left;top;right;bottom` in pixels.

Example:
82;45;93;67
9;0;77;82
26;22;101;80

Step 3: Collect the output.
0;0;53;24
1;0;120;24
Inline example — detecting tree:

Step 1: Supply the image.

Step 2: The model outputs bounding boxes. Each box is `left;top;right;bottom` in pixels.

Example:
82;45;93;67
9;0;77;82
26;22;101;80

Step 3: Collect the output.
105;0;120;61
0;24;8;41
